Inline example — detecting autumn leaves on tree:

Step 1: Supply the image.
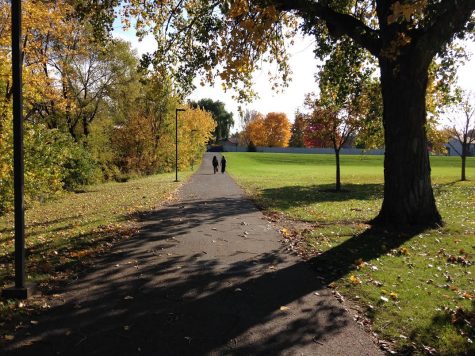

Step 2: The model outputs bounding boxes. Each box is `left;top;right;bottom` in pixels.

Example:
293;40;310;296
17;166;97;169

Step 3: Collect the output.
1;0;474;228
133;0;475;227
0;1;216;213
242;112;291;148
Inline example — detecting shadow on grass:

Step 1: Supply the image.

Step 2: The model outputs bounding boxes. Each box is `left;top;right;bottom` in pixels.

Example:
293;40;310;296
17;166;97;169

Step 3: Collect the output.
1;188;426;355
258;183;383;210
0;224;135;286
0;216;80;234
307;226;426;283
407;301;475;355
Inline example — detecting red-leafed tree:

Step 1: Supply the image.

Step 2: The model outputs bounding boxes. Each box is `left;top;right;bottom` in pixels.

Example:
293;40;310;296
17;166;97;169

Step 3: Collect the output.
304;98;363;191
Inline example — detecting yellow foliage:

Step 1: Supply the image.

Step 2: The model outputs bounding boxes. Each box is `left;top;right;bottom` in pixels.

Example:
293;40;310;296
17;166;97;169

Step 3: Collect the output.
0;0;86;122
387;0;428;24
178;107;216;169
264;112;291;147
244;113;266;146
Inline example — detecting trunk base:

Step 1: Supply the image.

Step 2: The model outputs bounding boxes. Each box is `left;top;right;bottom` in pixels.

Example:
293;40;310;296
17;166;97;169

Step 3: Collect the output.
370;209;443;230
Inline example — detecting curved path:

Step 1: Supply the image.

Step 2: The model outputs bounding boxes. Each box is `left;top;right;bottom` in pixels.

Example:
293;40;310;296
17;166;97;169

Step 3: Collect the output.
4;153;382;355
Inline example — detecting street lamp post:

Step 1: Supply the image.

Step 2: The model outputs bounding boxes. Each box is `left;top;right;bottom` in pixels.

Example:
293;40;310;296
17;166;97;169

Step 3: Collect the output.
175;108;185;182
2;0;32;299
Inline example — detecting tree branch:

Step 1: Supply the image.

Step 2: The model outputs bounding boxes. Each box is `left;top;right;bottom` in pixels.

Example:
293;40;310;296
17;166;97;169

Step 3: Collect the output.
269;0;381;56
417;0;475;62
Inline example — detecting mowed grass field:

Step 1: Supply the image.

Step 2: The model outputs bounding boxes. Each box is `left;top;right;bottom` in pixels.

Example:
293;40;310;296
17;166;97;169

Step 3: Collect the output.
226;153;475;355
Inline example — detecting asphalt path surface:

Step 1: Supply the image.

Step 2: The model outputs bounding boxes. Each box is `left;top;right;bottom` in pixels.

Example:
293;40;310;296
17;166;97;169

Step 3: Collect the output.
3;153;382;355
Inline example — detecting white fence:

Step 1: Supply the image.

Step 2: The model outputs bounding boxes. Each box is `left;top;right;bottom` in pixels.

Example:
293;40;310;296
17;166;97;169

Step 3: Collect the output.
222;144;385;155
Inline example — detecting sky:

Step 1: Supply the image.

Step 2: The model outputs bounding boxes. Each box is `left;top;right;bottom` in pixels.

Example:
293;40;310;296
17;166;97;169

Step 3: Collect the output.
113;19;475;132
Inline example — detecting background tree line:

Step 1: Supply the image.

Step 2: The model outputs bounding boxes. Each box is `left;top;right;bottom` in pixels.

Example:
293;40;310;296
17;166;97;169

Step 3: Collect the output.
0;0;216;214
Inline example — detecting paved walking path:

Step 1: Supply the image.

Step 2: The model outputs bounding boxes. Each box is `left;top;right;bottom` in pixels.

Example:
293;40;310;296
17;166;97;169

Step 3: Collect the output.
4;153;382;355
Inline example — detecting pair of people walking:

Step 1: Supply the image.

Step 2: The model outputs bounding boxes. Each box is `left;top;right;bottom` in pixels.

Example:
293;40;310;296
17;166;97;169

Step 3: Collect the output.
212;155;226;174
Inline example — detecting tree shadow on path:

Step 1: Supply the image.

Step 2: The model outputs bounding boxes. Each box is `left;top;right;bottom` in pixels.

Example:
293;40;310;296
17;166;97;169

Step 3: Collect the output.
2;194;423;356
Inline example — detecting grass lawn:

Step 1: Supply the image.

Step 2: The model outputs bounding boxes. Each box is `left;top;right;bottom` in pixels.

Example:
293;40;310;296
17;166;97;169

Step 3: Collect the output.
0;170;193;333
226;152;475;355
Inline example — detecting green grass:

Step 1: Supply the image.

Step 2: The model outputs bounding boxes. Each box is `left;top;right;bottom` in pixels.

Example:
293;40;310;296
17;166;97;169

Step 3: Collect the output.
0;170;193;333
226;152;475;355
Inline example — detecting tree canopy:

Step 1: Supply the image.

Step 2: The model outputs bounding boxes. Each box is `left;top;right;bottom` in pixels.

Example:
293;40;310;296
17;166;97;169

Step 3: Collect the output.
242;111;291;147
125;0;475;227
189;98;234;142
0;0;216;213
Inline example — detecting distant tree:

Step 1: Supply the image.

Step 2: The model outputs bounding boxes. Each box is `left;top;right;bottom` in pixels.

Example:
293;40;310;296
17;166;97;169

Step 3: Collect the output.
354;79;384;149
446;92;475;181
243;111;291;147
305;102;361;192
264;112;291;147
289;113;306;148
243;112;266;146
247;141;257;152
240;109;260;129
304;39;369;191
189;99;234;142
65;40;138;139
303;106;333;148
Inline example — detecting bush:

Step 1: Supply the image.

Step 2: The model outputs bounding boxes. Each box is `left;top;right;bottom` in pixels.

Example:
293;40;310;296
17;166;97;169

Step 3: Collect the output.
61;144;102;191
0;122;101;213
247;141;257;152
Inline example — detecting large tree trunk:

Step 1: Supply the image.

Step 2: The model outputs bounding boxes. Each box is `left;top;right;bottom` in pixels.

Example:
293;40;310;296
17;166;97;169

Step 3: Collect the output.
373;56;442;227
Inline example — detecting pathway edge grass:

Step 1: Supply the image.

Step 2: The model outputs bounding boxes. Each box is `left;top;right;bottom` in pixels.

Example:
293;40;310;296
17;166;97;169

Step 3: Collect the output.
226;152;474;355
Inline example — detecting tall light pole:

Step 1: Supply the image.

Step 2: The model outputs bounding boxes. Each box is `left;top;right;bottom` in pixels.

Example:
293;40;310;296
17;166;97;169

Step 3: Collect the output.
175;108;185;182
2;0;32;299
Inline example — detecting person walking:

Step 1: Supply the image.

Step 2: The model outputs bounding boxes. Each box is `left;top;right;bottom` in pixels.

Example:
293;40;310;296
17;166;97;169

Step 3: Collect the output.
221;155;227;174
212;156;219;174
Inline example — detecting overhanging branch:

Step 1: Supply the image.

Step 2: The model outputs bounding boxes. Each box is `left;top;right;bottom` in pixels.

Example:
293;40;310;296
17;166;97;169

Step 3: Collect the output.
268;0;381;56
417;0;475;62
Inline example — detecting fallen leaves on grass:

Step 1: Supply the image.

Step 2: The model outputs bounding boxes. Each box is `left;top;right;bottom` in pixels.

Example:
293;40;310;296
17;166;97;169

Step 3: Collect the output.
447;254;472;266
354;258;366;269
350;275;362;285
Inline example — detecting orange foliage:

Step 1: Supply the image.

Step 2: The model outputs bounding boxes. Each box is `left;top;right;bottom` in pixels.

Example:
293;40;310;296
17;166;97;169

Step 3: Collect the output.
244;113;266;146
243;112;291;147
264;112;291;147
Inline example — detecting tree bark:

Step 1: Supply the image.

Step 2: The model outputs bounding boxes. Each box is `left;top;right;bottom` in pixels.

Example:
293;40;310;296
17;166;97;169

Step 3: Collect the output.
335;148;341;192
373;55;442;227
461;150;466;181
82;116;89;137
